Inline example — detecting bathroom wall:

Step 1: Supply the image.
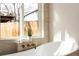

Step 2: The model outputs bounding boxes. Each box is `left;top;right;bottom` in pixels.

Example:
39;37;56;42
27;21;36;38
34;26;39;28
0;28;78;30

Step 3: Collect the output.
49;3;79;45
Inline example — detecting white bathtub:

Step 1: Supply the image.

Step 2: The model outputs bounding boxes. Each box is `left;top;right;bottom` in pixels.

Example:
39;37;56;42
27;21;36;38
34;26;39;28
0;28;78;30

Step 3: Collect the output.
5;40;78;56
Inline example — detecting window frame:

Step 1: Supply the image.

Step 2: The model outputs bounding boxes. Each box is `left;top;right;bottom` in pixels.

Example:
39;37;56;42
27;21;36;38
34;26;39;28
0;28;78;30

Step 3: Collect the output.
19;3;44;42
0;3;44;42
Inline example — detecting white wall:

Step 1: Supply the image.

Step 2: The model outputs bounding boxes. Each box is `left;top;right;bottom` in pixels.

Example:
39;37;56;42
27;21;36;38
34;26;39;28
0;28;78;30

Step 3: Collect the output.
49;3;79;45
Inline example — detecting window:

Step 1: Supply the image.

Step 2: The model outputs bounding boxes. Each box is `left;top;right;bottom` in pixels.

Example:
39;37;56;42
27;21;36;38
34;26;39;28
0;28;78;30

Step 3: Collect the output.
0;3;44;41
23;3;44;39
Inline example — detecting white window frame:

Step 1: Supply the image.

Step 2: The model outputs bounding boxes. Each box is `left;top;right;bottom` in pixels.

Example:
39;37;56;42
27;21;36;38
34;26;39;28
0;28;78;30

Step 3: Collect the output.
0;3;44;42
19;3;44;42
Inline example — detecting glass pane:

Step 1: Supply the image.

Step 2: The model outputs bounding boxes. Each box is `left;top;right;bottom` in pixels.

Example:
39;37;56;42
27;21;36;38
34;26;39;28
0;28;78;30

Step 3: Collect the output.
24;12;38;21
0;22;19;39
0;3;21;40
24;3;38;37
24;3;38;15
0;3;14;16
24;21;38;37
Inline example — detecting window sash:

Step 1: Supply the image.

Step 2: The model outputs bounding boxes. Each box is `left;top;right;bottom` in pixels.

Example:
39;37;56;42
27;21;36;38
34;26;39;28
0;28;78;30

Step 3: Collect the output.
0;3;44;42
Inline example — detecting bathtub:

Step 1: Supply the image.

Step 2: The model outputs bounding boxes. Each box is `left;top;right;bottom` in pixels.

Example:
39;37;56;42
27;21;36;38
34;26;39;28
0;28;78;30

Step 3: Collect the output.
5;40;78;56
36;40;78;56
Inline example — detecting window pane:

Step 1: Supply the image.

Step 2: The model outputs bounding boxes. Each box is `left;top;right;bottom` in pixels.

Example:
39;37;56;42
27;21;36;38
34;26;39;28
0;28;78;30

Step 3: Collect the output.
0;3;14;16
24;3;38;15
24;3;38;37
0;3;21;40
24;21;38;37
0;22;19;39
24;12;38;21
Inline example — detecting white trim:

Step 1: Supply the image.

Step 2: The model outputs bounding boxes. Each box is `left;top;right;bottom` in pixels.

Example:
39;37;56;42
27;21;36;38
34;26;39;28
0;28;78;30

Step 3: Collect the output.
38;3;44;38
19;3;24;43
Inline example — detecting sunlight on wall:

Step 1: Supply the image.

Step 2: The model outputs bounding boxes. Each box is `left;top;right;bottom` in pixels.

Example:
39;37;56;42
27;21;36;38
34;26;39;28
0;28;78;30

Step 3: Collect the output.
53;11;62;42
65;31;74;42
53;31;61;42
64;31;78;51
54;31;78;56
54;11;60;25
53;11;61;28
